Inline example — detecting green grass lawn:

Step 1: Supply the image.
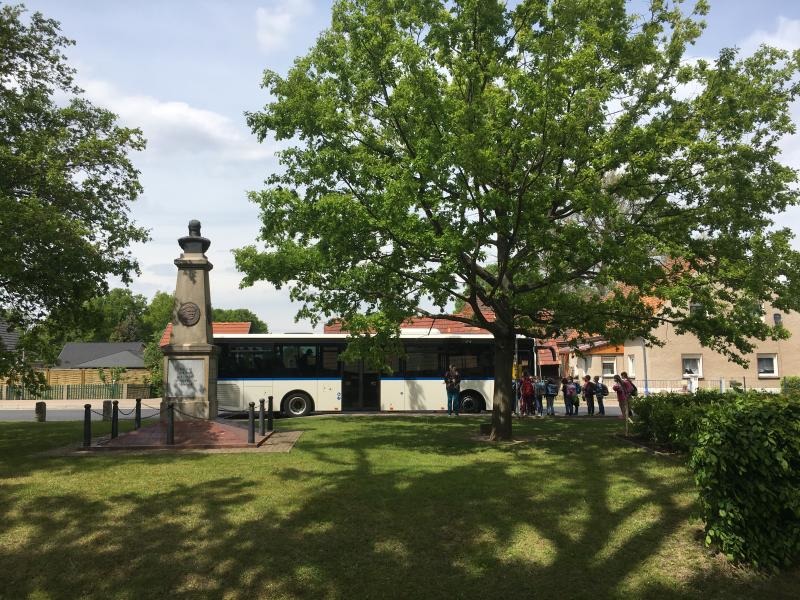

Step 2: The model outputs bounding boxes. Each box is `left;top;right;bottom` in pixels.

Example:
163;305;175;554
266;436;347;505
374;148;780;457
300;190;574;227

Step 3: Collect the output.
0;416;797;600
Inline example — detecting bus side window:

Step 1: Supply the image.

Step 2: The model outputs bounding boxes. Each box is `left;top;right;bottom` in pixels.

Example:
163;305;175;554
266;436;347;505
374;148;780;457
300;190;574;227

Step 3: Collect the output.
320;346;340;377
298;345;317;376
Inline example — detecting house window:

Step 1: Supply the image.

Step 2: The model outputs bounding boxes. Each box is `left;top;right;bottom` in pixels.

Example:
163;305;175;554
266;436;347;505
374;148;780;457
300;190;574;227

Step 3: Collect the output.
627;354;636;377
682;355;702;378
601;357;616;377
757;354;778;378
689;302;705;316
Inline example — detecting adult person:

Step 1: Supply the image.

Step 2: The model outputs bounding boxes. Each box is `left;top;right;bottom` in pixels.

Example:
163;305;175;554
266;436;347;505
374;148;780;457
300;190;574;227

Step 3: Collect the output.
582;375;596;416
545;377;558;416
612;374;631;422
593;375;607;415
443;364;461;416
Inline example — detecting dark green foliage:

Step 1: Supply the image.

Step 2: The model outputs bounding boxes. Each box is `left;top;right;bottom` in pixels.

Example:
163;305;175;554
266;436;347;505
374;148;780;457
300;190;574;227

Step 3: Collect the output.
631;390;725;451
689;395;800;571
781;376;800;396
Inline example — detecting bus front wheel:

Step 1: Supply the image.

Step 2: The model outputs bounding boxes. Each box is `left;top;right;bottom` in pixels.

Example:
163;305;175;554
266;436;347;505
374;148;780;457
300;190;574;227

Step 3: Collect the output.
283;392;313;417
459;391;484;414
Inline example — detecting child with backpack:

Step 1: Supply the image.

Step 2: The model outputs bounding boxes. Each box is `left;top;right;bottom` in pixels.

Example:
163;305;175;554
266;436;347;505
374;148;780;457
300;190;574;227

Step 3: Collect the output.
562;377;579;416
582;374;596;415
593;375;608;415
519;371;535;416
534;377;546;416
545;378;558;416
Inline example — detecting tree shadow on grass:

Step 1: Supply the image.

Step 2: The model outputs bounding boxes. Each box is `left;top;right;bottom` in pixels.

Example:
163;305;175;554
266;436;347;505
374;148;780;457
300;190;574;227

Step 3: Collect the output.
0;418;797;599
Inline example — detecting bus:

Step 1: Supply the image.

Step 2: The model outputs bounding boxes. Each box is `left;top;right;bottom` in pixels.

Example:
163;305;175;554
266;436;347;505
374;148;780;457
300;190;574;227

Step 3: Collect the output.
215;331;553;416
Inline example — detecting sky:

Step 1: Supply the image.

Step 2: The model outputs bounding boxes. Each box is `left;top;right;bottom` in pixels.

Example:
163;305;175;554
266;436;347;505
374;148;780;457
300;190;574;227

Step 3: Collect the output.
15;0;800;332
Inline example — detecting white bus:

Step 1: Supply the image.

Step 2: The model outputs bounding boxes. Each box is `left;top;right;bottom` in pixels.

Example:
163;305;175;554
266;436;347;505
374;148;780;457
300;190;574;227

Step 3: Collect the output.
215;331;552;416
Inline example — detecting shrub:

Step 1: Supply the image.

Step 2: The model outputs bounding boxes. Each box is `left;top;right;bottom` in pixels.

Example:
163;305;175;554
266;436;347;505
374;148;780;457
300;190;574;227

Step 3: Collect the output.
781;376;800;397
630;391;724;451
689;394;800;571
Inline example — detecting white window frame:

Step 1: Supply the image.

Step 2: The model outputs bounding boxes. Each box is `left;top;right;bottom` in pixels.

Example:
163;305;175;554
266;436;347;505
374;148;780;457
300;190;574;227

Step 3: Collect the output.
627;354;636;378
757;354;778;378
601;356;616;378
681;355;703;378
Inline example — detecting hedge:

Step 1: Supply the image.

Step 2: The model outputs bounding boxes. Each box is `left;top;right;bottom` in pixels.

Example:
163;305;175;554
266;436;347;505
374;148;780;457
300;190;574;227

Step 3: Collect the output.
689;395;800;571
629;390;725;451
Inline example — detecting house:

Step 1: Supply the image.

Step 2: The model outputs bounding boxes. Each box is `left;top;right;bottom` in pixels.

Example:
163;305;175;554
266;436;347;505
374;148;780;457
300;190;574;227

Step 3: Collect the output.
48;342;148;384
562;307;800;393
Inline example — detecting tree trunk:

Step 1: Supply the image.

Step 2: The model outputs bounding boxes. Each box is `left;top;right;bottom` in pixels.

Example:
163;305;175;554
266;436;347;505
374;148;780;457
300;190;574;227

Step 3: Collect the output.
490;331;515;441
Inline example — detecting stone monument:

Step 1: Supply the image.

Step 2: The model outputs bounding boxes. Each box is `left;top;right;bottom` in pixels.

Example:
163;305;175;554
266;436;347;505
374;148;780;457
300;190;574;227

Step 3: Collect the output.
161;220;218;420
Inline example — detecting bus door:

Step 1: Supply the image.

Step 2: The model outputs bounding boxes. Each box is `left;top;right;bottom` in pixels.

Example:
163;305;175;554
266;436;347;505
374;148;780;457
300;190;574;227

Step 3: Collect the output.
341;360;380;411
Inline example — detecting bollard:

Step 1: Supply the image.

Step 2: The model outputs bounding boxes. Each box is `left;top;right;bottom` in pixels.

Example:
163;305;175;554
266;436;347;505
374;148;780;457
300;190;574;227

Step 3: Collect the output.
111;400;119;439
35;401;46;422
267;395;274;432
83;404;92;448
102;400;112;422
166;402;175;445
259;398;266;436
134;398;142;430
248;402;256;444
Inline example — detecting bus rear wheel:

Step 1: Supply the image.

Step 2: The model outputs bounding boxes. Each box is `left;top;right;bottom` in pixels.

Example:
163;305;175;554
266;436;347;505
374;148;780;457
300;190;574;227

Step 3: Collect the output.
283;392;313;417
459;391;484;414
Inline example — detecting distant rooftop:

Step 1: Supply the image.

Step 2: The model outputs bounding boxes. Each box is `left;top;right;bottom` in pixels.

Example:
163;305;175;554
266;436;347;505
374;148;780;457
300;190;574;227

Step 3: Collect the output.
58;342;145;369
159;322;252;347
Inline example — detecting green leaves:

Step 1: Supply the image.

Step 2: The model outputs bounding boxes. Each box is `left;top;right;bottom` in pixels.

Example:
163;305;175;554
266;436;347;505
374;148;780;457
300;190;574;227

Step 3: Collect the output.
1;5;148;384
689;394;800;571
241;0;800;369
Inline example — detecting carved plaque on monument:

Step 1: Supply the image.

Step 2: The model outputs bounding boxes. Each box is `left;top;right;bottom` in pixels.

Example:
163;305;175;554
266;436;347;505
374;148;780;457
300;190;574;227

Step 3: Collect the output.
167;358;206;397
177;302;201;326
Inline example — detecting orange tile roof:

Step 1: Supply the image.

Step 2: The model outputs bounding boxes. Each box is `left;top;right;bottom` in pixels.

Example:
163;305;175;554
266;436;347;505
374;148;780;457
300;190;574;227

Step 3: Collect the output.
159;322;252;347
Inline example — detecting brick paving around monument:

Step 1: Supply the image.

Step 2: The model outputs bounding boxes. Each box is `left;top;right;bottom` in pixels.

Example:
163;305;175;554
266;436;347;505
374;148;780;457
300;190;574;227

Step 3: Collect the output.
48;419;303;453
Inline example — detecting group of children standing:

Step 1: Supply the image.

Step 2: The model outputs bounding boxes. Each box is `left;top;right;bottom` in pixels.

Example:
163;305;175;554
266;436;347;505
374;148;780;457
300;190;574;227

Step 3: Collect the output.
515;371;637;418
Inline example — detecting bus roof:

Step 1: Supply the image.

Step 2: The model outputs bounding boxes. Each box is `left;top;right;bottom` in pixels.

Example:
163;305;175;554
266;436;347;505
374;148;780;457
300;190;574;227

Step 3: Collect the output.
213;332;498;340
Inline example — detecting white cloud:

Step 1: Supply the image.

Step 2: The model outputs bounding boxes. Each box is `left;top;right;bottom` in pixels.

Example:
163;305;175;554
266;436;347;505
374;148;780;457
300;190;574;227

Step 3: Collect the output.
80;79;274;161
741;16;800;53
256;1;313;52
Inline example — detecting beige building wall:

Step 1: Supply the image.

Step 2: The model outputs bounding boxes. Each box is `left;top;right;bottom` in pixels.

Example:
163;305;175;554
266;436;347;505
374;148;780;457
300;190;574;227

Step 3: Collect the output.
567;349;624;383
627;308;800;392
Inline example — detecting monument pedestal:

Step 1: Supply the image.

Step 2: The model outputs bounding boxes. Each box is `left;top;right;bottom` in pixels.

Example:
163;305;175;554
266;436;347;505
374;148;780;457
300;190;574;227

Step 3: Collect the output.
161;220;218;421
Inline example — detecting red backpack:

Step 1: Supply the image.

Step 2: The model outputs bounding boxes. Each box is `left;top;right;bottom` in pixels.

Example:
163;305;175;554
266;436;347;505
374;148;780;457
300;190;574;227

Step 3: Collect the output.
521;378;534;396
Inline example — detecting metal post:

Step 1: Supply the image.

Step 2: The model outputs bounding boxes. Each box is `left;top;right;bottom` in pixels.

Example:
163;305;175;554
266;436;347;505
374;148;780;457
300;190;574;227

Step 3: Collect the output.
111;400;119;439
166;402;175;445
259;398;266;436
248;402;256;444
267;395;274;432
83;404;92;448
134;398;141;430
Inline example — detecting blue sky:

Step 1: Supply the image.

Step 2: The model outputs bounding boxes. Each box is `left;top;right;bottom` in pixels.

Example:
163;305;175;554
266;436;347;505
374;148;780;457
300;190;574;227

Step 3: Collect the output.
17;0;800;331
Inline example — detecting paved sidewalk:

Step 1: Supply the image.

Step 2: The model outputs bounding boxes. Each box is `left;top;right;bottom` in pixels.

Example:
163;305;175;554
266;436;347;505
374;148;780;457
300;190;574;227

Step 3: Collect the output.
0;399;160;411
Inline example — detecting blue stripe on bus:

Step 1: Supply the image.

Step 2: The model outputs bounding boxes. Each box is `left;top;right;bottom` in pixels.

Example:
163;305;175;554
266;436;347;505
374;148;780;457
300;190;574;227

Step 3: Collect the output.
381;376;495;381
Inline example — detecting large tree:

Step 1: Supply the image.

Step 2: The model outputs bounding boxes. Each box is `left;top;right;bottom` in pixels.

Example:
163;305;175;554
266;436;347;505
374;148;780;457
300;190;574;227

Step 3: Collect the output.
237;0;800;439
0;5;148;386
